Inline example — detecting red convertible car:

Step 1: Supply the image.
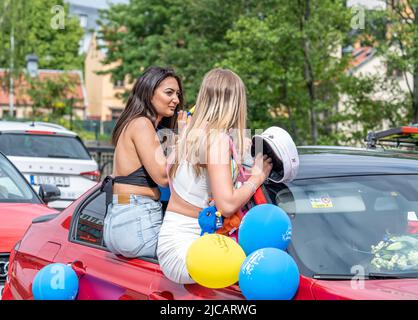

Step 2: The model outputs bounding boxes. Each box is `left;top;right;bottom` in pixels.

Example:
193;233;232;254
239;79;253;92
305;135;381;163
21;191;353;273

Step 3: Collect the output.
0;151;59;298
3;147;418;300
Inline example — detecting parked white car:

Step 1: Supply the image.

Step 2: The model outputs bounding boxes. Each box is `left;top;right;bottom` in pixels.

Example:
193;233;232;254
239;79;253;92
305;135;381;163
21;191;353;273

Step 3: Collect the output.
0;121;100;209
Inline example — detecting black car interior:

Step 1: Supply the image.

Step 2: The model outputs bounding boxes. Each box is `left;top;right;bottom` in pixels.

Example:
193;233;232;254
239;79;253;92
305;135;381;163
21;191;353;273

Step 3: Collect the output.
264;181;409;276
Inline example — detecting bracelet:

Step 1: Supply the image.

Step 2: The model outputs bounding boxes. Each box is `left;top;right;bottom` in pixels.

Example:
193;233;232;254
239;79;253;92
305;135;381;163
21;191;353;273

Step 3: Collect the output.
243;180;257;194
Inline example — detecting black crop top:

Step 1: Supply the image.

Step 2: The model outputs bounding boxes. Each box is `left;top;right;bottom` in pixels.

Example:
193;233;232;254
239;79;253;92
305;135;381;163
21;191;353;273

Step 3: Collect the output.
100;167;158;206
113;166;157;188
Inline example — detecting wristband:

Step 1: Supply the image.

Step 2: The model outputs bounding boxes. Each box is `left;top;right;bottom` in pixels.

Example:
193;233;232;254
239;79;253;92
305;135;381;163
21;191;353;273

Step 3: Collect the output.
243;180;257;194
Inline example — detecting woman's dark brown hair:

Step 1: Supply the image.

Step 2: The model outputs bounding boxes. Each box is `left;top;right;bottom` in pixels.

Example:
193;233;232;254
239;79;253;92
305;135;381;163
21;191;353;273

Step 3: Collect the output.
112;66;184;145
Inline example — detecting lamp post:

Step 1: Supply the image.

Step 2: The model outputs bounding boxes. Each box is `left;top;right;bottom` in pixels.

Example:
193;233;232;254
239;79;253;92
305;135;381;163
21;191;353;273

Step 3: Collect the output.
26;54;38;122
26;54;39;78
9;26;14;117
69;97;74;131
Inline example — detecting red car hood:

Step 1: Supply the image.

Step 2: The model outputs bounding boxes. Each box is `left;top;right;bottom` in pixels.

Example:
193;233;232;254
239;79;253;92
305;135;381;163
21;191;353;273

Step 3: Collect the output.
313;278;418;300
0;203;57;253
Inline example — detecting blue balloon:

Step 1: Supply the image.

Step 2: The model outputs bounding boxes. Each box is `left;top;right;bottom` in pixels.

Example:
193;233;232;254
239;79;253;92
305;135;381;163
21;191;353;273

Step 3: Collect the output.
239;248;300;300
238;204;292;255
32;263;79;300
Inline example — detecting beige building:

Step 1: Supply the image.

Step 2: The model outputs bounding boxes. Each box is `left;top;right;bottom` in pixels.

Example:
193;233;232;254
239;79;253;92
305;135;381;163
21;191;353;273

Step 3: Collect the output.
338;46;412;145
84;32;131;121
337;0;415;145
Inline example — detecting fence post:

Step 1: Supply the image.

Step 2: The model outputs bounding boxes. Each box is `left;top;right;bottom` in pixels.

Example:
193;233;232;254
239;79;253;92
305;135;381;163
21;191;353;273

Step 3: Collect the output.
86;146;115;178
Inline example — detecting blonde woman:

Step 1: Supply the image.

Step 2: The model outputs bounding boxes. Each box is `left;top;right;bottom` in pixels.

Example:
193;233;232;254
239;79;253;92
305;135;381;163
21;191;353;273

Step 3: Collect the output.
157;68;273;284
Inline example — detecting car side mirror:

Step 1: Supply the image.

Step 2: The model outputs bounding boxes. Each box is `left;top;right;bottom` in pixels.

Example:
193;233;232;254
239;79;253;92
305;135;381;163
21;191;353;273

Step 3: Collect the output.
39;184;61;204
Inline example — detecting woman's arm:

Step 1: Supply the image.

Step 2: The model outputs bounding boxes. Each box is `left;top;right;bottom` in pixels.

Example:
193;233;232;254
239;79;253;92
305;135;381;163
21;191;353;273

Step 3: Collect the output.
207;133;272;217
129;117;168;187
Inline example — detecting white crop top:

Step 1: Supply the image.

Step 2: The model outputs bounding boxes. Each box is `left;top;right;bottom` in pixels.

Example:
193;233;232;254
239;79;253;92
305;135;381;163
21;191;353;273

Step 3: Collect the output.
172;161;211;208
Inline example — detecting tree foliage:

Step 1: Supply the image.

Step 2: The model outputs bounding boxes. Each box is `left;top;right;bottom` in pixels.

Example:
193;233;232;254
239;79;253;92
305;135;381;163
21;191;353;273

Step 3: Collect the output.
0;0;84;74
356;1;418;121
381;0;418;123
24;74;81;121
221;0;353;144
99;0;260;103
99;0;412;145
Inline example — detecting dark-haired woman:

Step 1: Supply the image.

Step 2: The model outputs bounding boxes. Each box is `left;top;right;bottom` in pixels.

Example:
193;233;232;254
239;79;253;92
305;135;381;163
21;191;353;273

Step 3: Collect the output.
103;66;186;259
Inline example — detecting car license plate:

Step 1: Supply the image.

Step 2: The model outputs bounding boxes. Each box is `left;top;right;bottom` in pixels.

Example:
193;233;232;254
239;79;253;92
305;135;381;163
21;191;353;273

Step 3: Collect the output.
30;175;70;187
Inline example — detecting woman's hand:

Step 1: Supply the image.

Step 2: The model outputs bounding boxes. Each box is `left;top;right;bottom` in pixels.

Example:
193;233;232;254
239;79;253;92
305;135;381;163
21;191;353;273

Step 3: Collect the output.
251;153;273;185
177;110;190;135
207;135;272;217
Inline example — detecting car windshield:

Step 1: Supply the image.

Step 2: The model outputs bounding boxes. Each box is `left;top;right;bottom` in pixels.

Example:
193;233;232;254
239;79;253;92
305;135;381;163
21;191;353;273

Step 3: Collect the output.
269;175;418;278
0;133;91;160
0;154;39;203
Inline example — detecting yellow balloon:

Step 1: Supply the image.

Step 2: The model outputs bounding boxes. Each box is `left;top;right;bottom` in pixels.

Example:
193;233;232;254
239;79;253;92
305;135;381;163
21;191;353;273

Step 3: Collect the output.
186;234;246;288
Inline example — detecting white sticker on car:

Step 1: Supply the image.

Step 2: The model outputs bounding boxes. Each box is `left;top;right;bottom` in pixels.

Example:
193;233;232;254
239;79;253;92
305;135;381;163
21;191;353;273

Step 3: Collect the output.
308;192;333;209
408;211;418;222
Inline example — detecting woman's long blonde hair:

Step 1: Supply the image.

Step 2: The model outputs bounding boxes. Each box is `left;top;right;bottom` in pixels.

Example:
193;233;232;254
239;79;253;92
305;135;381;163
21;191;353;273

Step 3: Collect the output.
169;68;247;178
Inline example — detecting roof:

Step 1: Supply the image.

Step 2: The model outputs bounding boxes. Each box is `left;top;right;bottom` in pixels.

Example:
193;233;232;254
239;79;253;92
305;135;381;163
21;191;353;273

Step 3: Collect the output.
294;146;418;180
0;121;76;136
0;69;87;108
348;46;376;72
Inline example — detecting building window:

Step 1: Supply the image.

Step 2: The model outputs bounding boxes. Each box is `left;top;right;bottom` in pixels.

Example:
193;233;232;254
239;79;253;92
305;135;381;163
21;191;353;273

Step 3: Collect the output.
2;109;16;118
78;14;88;29
113;79;124;88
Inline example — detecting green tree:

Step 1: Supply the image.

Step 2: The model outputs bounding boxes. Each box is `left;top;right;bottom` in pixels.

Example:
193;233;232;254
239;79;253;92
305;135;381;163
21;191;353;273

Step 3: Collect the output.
338;73;408;145
0;0;84;72
0;0;84;118
99;0;266;104
380;0;418;123
222;0;352;144
340;1;416;143
24;73;81;122
100;0;405;146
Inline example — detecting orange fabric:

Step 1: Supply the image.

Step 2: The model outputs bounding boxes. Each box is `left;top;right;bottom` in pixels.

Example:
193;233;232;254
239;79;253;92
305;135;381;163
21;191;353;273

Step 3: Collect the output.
216;211;243;236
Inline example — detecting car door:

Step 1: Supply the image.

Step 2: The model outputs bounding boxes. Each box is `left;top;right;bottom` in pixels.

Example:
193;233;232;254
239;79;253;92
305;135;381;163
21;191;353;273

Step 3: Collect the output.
56;189;160;300
148;269;245;300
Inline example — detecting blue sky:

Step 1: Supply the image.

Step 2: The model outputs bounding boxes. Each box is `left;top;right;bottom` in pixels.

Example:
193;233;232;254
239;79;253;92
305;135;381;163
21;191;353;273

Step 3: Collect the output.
67;0;129;9
347;0;386;9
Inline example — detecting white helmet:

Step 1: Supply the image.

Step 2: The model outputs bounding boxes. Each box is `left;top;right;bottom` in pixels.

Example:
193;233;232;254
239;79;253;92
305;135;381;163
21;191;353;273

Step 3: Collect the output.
251;126;299;183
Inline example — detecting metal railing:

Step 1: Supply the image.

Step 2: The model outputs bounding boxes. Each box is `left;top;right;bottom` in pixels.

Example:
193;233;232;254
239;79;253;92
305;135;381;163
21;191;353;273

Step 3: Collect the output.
87;146;114;178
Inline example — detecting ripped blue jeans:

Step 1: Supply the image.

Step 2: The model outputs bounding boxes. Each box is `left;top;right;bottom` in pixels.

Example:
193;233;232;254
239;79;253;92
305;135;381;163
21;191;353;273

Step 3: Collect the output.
103;194;163;259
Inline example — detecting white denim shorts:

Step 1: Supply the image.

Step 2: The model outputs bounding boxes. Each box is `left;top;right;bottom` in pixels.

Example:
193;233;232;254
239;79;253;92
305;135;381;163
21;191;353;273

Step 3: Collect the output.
103;194;163;259
157;211;201;284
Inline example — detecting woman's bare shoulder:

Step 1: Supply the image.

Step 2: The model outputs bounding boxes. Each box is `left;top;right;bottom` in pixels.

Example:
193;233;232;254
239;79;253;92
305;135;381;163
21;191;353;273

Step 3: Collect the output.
125;117;155;136
207;131;231;165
